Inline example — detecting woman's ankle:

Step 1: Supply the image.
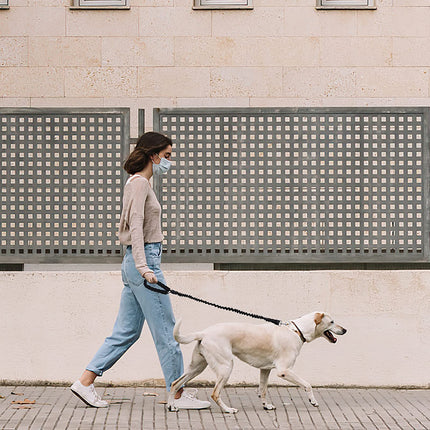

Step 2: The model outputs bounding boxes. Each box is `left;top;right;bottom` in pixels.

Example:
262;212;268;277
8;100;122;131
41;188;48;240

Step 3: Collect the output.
80;370;97;387
175;387;184;400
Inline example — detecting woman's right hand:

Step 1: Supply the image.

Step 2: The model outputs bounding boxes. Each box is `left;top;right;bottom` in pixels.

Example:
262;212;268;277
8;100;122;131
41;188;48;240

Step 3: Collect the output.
144;271;158;284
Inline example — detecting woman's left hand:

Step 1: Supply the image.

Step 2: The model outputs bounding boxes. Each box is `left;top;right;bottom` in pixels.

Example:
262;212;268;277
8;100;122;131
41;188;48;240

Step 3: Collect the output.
144;271;158;284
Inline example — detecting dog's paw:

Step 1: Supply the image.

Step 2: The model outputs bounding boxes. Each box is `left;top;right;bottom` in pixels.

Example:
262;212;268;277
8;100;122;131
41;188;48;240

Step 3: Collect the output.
223;407;238;414
167;404;179;412
263;403;276;410
309;399;319;408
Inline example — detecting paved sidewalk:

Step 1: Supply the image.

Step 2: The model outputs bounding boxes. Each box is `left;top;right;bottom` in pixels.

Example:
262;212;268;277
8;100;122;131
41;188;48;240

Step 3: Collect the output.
0;385;428;430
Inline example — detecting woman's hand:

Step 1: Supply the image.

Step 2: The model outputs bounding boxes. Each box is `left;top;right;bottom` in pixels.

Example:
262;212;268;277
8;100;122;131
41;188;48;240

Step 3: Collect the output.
144;271;158;284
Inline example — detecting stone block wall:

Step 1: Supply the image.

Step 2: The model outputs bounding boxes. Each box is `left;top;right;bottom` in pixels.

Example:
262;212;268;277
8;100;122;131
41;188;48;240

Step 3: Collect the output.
1;0;430;135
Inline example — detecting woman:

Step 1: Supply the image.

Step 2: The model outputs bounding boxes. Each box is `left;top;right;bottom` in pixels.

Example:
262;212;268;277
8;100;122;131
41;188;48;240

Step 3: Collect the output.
71;132;210;410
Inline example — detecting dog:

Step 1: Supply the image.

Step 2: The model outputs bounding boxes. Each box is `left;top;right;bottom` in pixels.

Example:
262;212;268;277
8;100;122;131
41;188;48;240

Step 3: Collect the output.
167;312;346;413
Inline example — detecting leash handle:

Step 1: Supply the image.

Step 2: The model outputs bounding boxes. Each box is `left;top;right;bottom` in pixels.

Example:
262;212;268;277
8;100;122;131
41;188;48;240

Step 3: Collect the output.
143;280;170;295
143;279;282;326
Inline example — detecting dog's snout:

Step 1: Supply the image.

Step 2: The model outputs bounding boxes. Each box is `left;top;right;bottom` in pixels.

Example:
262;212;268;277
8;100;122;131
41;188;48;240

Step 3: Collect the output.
332;325;347;335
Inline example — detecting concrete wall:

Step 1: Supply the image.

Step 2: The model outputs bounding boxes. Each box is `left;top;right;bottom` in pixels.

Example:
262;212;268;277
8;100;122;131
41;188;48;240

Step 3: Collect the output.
0;270;428;387
1;1;430;135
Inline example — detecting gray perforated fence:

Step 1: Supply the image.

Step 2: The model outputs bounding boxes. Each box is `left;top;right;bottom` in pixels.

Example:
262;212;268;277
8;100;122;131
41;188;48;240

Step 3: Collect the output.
1;108;129;263
152;107;430;264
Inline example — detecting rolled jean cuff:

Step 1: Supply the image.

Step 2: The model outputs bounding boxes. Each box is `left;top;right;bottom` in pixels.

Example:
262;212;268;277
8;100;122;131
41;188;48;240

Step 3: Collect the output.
86;367;103;377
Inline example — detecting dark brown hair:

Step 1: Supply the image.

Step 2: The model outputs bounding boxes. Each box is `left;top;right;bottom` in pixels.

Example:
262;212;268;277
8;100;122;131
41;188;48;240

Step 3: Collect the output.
123;132;173;175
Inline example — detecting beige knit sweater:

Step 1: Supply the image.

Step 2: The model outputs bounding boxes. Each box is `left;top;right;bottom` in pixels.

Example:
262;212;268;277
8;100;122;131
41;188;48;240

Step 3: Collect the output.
118;175;163;276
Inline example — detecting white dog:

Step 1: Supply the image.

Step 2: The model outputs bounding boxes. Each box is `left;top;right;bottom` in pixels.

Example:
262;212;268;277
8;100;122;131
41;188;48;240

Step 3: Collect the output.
167;312;346;413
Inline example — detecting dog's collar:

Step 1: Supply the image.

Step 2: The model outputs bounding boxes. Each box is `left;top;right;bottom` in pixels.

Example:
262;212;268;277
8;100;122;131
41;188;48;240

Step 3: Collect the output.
290;321;307;343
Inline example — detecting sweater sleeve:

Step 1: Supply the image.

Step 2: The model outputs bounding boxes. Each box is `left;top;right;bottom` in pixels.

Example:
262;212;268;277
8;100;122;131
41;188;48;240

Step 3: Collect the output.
128;179;153;276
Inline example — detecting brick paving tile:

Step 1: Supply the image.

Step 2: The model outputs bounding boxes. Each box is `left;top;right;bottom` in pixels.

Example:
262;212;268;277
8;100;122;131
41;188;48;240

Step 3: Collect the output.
233;387;257;429
272;387;291;430
367;388;408;430
337;389;378;430
283;388;305;430
0;387;26;429
404;390;429;428
352;389;391;430
8;386;45;430
317;390;341;430
327;389;357;429
247;386;279;429
377;388;418;429
304;390;328;430
390;389;429;430
0;386;428;430
296;389;321;429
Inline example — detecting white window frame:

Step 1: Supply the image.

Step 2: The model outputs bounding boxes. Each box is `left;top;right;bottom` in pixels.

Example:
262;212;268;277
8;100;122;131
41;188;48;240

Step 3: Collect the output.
71;0;129;9
0;0;9;9
316;0;376;9
193;0;253;10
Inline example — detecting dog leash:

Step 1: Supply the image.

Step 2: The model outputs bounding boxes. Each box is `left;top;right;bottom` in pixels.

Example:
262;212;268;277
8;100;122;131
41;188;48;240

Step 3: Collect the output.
144;280;283;326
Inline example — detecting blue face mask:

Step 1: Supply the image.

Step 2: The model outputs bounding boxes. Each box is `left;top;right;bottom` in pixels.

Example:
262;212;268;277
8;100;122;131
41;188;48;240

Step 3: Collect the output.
153;156;172;175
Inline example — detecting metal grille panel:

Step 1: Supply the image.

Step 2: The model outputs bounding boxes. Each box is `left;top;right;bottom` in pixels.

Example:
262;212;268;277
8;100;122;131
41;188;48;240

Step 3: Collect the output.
153;108;430;263
1;108;129;262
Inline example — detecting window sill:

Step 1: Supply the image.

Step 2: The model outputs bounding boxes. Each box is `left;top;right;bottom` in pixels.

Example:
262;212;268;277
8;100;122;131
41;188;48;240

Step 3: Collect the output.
0;6;10;9
193;5;253;9
316;6;376;9
69;5;130;9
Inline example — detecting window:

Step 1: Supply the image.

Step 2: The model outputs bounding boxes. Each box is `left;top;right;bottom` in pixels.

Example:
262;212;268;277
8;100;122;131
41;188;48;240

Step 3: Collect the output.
317;0;376;9
72;0;129;8
0;0;9;9
193;0;253;10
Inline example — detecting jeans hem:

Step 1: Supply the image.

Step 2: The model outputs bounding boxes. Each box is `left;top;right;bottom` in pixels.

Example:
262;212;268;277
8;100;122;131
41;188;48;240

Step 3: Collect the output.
86;367;103;377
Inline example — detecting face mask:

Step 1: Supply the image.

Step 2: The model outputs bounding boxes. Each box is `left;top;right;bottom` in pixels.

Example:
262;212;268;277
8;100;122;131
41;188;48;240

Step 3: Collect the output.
153;156;172;175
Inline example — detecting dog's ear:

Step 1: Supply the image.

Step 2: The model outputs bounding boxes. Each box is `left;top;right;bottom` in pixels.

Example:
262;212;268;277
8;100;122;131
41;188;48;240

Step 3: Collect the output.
314;312;324;325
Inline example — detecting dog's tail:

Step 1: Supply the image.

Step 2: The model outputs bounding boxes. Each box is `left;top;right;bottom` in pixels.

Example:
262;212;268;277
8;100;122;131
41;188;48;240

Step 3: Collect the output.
173;318;204;344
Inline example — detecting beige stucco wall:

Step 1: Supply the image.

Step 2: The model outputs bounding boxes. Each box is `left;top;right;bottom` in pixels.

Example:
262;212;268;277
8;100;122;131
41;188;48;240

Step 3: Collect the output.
1;0;430;135
0;270;429;387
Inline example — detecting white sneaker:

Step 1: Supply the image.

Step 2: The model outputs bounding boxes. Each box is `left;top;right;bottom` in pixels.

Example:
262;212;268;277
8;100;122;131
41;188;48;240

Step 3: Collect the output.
70;380;108;408
172;388;211;410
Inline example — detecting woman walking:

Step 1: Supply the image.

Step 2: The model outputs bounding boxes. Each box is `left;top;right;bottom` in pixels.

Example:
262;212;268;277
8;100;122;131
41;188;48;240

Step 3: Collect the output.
71;132;210;410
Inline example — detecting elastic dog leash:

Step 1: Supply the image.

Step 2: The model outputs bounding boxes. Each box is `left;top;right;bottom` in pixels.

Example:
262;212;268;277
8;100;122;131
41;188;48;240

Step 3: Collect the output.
144;280;282;326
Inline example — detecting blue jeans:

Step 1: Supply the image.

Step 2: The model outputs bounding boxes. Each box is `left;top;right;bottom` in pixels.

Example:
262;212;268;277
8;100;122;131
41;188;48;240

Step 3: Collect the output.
86;243;184;391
